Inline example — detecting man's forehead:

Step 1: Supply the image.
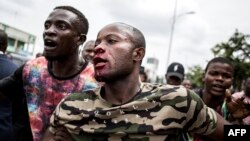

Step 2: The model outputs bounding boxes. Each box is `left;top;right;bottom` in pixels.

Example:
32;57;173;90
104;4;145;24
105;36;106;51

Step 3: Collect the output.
99;23;133;37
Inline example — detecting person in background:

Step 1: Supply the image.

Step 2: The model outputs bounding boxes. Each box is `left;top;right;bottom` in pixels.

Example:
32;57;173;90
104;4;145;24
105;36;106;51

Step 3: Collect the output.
35;52;43;58
139;66;148;82
0;29;18;141
0;6;98;141
182;79;192;89
0;30;18;79
165;62;192;140
231;77;250;125
81;40;95;63
43;22;237;141
192;57;240;141
165;62;185;85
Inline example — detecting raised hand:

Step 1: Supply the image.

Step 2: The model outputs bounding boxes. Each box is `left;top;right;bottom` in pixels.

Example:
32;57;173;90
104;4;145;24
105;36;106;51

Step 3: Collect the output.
225;89;250;119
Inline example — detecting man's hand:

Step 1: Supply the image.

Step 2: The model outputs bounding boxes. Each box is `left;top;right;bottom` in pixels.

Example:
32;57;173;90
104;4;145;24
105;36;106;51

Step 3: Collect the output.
42;127;73;141
225;89;250;119
53;127;73;141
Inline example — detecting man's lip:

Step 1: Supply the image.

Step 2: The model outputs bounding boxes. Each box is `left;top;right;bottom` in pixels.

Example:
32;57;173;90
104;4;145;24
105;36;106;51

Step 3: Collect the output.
94;62;106;69
211;85;224;92
44;46;56;51
93;57;106;64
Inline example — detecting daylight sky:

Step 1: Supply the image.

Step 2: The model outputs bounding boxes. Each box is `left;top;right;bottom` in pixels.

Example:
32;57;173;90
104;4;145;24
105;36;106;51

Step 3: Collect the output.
0;0;249;76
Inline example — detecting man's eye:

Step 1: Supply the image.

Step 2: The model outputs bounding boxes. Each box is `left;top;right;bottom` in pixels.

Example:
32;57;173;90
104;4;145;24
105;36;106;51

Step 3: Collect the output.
209;71;217;76
44;23;50;29
108;39;116;44
223;74;232;79
57;24;66;30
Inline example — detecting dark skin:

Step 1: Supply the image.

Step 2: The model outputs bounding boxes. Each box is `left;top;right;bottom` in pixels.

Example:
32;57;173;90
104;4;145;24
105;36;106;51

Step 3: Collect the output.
166;75;182;85
244;78;250;98
228;77;250;120
38;8;87;141
85;23;229;141
43;23;145;141
94;23;145;105
139;73;147;82
182;79;192;89
0;7;89;141
43;23;250;141
43;9;86;78
202;62;233;108
0;30;8;53
43;127;73;141
82;40;95;63
41;8;87;141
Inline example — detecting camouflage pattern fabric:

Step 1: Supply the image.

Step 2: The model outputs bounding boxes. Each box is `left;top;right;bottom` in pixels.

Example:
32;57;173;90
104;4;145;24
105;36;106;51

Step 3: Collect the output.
50;83;217;141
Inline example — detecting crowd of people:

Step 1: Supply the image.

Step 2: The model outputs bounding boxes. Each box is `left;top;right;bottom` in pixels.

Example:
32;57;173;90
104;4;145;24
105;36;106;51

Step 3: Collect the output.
0;5;250;141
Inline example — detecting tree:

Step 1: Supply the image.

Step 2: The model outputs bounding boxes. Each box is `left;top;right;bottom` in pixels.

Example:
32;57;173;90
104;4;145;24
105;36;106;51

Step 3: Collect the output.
211;29;250;91
186;65;203;89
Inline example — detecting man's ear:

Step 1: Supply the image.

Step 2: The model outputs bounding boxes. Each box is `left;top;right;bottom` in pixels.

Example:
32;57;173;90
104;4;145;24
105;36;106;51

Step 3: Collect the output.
133;47;145;62
77;34;87;46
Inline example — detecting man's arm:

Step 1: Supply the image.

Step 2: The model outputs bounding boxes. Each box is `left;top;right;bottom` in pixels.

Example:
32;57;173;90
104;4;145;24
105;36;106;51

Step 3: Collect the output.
207;112;231;141
0;65;33;140
0;65;24;100
42;127;73;141
42;128;54;141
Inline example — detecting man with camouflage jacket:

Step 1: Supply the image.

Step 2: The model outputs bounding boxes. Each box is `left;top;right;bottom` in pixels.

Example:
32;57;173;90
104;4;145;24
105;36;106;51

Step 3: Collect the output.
43;22;232;141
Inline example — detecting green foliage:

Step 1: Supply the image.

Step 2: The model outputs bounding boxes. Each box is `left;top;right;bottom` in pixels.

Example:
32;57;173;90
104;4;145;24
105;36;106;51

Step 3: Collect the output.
211;29;250;91
186;29;250;91
186;65;203;89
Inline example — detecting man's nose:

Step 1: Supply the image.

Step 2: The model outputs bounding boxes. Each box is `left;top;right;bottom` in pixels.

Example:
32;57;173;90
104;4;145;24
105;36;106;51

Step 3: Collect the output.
44;25;56;36
94;43;105;54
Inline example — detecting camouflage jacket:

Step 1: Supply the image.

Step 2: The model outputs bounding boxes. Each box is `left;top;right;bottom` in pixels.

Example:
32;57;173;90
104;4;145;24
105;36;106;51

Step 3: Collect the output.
50;83;217;141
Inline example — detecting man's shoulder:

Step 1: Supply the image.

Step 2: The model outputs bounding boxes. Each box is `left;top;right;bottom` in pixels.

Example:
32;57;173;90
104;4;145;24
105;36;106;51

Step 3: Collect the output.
63;87;100;102
141;83;189;98
0;59;17;67
24;57;47;67
55;87;101;114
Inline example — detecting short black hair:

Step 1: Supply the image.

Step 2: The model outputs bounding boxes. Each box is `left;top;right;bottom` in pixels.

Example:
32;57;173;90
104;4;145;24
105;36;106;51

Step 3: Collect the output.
0;29;8;51
54;6;89;35
205;57;233;73
116;22;146;48
132;26;146;48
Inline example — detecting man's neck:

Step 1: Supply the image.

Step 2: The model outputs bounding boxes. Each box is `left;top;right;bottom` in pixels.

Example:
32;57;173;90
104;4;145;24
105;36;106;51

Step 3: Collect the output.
202;90;224;108
103;78;141;105
49;56;85;78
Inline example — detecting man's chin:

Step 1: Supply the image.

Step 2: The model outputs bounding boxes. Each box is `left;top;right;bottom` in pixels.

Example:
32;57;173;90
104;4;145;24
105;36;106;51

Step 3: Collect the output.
95;74;106;82
211;90;225;97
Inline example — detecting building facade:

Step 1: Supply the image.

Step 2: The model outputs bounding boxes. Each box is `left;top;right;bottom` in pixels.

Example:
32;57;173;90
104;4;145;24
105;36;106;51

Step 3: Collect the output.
0;22;36;66
144;57;159;83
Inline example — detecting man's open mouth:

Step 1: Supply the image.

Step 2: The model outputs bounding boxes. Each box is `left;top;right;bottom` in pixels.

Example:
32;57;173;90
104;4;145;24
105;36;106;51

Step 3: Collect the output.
44;39;57;48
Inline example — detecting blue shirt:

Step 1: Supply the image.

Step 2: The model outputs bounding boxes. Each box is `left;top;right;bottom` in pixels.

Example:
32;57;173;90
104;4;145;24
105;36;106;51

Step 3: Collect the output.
0;54;18;141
